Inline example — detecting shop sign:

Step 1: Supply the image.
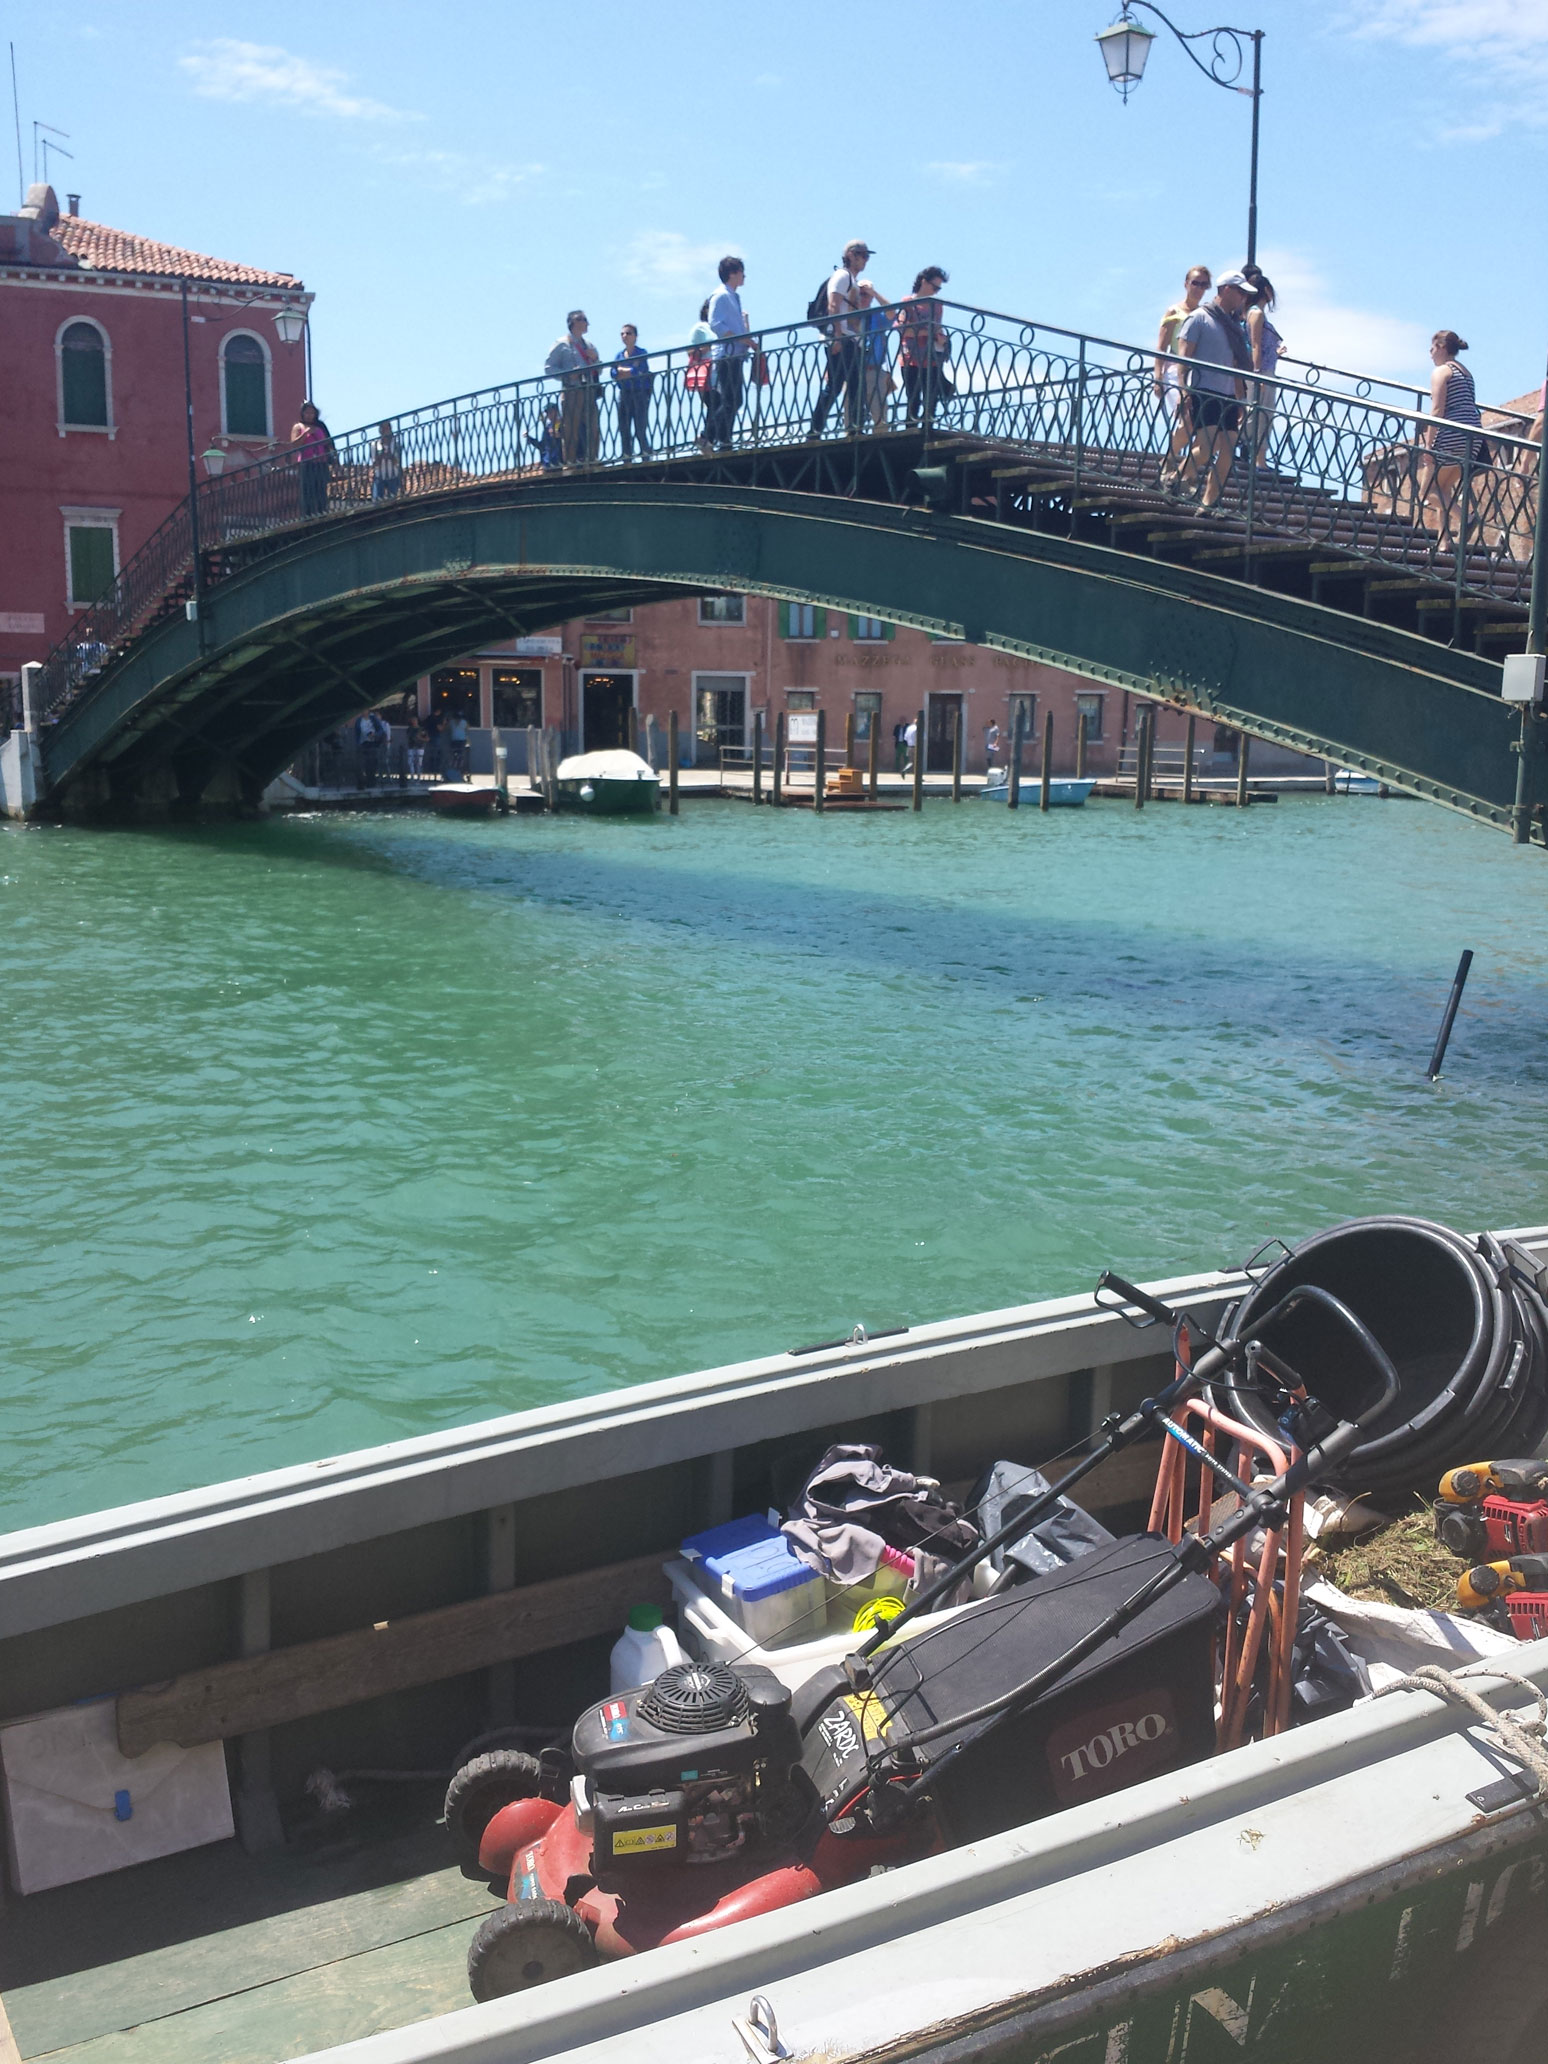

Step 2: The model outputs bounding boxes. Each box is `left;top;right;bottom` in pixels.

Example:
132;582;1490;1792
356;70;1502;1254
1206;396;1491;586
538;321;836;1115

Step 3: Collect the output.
513;635;562;657
580;632;636;667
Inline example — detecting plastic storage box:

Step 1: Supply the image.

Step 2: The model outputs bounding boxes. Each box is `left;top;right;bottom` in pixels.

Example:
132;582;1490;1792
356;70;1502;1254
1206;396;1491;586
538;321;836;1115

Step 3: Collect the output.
678;1516;827;1648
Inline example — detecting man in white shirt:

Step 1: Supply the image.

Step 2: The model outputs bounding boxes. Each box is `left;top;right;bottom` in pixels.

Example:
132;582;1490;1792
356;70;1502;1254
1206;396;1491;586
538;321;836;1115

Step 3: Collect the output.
706;255;750;452
811;240;883;437
903;716;918;773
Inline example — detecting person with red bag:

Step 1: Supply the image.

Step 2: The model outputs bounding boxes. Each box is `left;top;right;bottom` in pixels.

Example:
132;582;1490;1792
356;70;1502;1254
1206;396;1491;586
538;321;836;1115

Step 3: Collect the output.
686;299;714;452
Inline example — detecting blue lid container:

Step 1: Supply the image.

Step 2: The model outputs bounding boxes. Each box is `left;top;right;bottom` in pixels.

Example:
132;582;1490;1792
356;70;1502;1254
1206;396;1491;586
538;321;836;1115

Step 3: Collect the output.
680;1513;776;1566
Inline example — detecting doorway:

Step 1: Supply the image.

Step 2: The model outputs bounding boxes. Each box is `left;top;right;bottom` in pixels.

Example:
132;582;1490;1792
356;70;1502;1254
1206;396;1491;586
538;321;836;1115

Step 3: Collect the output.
582;672;635;752
926;693;963;773
694;674;748;763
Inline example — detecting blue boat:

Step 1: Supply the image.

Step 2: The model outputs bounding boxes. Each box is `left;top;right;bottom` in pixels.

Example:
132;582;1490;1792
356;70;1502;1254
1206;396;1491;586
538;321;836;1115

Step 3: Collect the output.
981;769;1095;806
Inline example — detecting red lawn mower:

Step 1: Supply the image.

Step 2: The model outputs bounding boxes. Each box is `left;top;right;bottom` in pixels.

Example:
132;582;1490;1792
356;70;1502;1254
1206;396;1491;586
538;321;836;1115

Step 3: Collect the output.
444;1271;1398;2001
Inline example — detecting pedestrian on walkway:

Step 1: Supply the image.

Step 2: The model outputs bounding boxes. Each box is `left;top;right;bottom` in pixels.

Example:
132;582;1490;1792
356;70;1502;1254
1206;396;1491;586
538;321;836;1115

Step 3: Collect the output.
896;267;951;430
370;421;403;502
448;711;470;778
706;256;752;452
406;716;426;780
903;715;918;773
545;311;601;464
423;706;446;779
984;718;1002;764
612;324;654;460
893;719;909;774
291;401;335;518
1155;265;1211;484
1421;330;1485;545
1174;273;1254;507
860;287;893;430
1242;265;1284;477
811;241;879;437
687;299;715;452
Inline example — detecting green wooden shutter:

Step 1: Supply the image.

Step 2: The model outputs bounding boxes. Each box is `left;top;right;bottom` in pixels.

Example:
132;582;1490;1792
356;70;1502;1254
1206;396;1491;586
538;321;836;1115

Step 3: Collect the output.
68;525;115;605
778;602;791;639
847;614;860;638
884;619;895;641
60;326;108;426
813;607;827;638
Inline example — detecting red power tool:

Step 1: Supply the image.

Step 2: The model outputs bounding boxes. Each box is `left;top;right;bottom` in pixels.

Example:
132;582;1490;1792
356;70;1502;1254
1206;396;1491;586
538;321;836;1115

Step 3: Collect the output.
1434;1460;1548;1561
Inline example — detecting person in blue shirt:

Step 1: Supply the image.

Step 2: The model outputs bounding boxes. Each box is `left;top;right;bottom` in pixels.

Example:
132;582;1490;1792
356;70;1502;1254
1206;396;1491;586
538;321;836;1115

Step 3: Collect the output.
612;324;654;460
537;403;563;471
706;255;751;453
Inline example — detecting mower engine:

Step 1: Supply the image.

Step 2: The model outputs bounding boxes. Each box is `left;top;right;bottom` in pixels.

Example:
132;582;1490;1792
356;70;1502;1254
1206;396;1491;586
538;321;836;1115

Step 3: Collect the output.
572;1661;809;1883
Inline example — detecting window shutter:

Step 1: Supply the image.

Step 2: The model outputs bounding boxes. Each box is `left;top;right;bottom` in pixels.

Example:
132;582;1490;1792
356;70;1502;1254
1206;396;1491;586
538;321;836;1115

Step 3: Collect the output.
68;526;115;605
813;607;828;638
884;620;895;641
847;614;860;639
61;326;108;427
778;602;790;639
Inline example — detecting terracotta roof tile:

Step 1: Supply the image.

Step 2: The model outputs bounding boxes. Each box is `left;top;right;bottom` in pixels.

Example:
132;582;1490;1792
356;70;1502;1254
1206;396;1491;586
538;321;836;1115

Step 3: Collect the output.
49;215;300;289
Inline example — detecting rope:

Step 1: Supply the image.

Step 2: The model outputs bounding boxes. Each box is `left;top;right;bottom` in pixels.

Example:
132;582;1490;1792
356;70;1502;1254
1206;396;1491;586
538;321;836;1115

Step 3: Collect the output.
1374;1662;1548;1797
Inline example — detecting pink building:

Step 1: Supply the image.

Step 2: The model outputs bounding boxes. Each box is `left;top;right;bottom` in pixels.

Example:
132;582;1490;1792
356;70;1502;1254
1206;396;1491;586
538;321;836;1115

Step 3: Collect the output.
0;184;310;703
406;595;1247;779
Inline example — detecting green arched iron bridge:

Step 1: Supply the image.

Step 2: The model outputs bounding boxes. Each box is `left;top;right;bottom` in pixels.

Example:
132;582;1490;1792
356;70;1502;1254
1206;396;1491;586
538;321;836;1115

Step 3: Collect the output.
24;302;1546;837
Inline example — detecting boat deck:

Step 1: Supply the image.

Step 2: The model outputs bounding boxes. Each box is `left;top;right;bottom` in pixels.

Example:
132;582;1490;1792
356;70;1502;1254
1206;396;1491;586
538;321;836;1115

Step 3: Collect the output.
1;1789;497;2063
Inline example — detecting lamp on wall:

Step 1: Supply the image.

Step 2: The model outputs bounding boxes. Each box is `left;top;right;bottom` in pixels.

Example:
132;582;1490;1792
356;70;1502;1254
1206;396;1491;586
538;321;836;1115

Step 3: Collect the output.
271;303;307;348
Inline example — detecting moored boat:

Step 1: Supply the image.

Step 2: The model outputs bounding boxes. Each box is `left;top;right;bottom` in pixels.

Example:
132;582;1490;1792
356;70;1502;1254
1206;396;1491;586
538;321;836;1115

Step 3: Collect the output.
428;782;499;818
3;1231;1548;2062
554;749;661;815
981;769;1095;806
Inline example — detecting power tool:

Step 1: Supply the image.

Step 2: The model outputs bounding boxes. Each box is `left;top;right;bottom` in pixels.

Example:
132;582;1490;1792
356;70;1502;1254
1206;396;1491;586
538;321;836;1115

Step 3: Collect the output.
1454;1554;1548;1612
1434;1460;1548;1561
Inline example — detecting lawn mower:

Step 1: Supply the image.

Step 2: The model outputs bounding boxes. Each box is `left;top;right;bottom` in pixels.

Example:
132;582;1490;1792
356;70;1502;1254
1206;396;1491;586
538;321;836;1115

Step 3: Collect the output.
445;1270;1399;2001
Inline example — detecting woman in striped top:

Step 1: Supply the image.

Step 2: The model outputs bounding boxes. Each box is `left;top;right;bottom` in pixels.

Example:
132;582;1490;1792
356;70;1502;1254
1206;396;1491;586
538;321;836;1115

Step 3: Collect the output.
1422;329;1483;544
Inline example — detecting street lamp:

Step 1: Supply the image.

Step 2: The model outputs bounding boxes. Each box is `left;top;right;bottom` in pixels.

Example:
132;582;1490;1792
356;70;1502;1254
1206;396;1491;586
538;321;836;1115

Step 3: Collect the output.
1096;2;1264;266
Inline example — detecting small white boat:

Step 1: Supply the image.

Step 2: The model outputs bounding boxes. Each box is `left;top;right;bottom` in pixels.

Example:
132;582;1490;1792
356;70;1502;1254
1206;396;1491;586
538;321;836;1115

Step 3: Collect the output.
1334;768;1384;795
554;749;661;816
981;768;1095;806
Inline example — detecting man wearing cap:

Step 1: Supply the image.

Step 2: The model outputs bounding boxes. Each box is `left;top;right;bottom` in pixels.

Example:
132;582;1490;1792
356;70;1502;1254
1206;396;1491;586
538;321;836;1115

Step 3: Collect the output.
1174;271;1256;508
811;240;887;438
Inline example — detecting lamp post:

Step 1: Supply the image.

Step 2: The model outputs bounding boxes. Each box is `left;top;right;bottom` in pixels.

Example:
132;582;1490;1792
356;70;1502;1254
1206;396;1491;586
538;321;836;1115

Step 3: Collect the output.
1097;3;1264;266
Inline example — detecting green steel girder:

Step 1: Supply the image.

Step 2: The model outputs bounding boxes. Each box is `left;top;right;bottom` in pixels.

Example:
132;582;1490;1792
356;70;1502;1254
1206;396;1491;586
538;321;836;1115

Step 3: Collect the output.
40;479;1524;833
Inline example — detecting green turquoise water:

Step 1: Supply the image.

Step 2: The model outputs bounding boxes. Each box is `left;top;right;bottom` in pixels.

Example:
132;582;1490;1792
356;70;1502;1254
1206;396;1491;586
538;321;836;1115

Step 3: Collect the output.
6;795;1548;1533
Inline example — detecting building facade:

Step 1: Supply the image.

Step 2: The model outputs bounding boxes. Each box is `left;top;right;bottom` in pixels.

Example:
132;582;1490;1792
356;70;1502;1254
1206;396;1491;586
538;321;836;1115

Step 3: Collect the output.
401;594;1260;779
0;183;310;703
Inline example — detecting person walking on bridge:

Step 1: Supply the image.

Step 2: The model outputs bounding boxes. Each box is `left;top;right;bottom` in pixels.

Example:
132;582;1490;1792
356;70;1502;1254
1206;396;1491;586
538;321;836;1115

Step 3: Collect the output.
896;267;951;431
1155;265;1210;485
811;241;883;438
612;324;654;460
291;401;336;519
1420;330;1484;547
1173;272;1254;508
545;311;601;465
706;256;752;452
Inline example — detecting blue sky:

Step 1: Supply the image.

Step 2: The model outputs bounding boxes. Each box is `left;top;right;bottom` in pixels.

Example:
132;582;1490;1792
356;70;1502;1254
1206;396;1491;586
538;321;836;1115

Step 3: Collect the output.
13;0;1547;432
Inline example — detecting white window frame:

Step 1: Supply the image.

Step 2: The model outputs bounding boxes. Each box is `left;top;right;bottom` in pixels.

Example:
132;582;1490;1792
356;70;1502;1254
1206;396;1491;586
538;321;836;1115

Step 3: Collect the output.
61;506;122;610
852;615;888;641
691;670;751;765
219;327;274;442
784;604;820;642
55;315;115;439
698;594;747;626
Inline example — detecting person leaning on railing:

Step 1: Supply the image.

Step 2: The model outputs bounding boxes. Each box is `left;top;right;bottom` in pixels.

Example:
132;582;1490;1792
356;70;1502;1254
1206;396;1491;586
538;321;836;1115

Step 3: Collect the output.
291;401;336;520
895;268;951;431
1242;265;1283;478
544;311;601;465
370;422;403;502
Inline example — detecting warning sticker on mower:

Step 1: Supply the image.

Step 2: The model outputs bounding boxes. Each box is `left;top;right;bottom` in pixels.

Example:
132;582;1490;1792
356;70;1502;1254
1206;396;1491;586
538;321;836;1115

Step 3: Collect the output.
602;1700;630;1741
612;1824;678;1854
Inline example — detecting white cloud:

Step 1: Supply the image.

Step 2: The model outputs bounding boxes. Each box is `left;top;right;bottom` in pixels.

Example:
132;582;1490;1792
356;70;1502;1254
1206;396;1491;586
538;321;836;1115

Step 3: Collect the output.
370;146;544;204
1254;247;1430;387
1338;1;1548;137
926;160;1003;185
179;40;417;122
619;230;742;296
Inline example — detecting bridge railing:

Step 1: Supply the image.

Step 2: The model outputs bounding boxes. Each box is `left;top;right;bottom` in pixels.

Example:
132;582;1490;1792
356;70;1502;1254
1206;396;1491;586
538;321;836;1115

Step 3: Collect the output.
33;301;1540;726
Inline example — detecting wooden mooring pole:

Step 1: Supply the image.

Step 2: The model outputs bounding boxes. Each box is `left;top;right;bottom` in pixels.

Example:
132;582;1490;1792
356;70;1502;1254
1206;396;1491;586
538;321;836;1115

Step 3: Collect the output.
951;705;963;802
1008;709;1024;808
1040;710;1054;811
867;714;879;799
1075;711;1088;780
753;710;764;805
814;710;826;814
668;711;679;815
1134;707;1151;810
845;710;856;768
628;704;639;756
1236;732;1251;808
773;712;785;807
912;707;925;812
1183;714;1197;804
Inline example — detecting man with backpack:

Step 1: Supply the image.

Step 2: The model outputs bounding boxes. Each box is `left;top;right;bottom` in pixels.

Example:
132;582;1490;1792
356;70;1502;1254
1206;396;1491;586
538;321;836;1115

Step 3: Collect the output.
809;240;887;438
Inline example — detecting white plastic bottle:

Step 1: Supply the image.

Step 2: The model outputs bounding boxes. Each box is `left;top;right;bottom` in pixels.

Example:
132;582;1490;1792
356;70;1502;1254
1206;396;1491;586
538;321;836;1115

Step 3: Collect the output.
609;1603;687;1694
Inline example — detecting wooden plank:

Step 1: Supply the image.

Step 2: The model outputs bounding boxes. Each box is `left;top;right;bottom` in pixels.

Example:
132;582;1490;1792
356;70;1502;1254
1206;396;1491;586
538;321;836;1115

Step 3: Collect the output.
0;1994;20;2064
5;1867;496;2059
117;1549;672;1757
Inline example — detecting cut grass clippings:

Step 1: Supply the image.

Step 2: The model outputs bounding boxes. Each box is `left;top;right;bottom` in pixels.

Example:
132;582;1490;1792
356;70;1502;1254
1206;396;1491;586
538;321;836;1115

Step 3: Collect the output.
1305;1498;1465;1611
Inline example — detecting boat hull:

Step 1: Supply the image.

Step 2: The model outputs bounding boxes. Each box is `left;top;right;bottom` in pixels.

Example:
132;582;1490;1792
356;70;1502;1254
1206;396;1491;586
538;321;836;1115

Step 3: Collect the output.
555;776;660;815
981;776;1094;806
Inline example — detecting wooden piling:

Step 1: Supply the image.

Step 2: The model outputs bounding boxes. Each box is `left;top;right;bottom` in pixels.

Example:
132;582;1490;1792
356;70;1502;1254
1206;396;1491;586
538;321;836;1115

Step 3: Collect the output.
1236;732;1250;808
1009;709;1024;808
773;712;785;807
628;704;639;756
951;704;963;802
1324;757;1337;796
526;725;540;793
845;710;856;768
814;709;826;814
1135;707;1152;810
1183;714;1197;804
668;711;679;815
1040;710;1054;811
1075;711;1088;780
912;707;925;812
867;713;879;799
753;710;764;804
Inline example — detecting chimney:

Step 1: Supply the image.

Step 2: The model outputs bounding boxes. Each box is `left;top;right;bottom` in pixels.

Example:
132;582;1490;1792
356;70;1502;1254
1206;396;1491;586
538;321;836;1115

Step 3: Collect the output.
66;193;79;217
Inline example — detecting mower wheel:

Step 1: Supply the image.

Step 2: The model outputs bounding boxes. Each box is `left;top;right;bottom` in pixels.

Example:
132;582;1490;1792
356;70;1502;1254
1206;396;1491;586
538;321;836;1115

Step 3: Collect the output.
467;1899;597;1999
443;1751;545;1868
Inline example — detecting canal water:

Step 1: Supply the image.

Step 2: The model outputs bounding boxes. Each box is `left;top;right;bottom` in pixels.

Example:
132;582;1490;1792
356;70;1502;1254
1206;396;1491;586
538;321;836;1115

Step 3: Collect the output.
6;795;1548;1531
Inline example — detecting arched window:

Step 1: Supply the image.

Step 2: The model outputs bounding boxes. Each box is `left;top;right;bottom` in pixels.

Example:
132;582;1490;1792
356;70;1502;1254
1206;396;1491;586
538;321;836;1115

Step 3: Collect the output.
59;320;109;428
223;333;269;437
